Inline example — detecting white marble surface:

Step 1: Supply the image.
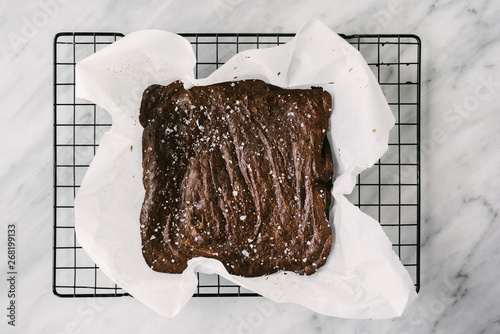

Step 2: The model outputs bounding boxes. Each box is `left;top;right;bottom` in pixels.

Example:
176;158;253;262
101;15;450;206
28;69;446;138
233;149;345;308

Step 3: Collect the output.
1;0;500;333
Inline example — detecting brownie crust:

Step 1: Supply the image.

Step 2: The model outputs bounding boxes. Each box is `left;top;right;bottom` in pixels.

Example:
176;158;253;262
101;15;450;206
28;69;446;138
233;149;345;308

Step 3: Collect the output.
139;80;333;277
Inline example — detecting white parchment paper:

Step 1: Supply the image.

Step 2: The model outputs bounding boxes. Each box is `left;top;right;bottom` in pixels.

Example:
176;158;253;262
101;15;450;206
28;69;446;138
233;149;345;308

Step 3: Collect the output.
74;19;417;318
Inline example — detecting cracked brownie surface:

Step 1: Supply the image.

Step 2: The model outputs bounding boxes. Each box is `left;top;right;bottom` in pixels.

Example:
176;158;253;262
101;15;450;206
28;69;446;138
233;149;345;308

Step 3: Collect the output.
139;79;333;277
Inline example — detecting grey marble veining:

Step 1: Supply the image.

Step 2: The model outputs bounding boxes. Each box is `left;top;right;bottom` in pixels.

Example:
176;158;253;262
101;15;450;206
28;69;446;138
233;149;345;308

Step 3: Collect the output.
1;0;500;333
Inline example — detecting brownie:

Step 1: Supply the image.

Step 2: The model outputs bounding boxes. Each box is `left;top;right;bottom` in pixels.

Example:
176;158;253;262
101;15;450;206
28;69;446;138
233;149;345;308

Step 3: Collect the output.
139;79;333;277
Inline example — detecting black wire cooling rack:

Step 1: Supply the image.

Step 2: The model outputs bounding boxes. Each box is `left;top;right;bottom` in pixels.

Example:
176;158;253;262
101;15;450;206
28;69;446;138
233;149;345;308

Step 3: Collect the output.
53;32;421;298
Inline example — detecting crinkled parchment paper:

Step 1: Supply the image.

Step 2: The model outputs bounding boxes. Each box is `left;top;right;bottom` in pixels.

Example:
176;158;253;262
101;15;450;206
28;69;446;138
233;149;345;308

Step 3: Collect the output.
74;19;417;318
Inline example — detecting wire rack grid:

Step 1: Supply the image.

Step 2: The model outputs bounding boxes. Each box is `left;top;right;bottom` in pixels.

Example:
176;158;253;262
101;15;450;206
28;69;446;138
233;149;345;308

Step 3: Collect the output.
53;32;421;298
